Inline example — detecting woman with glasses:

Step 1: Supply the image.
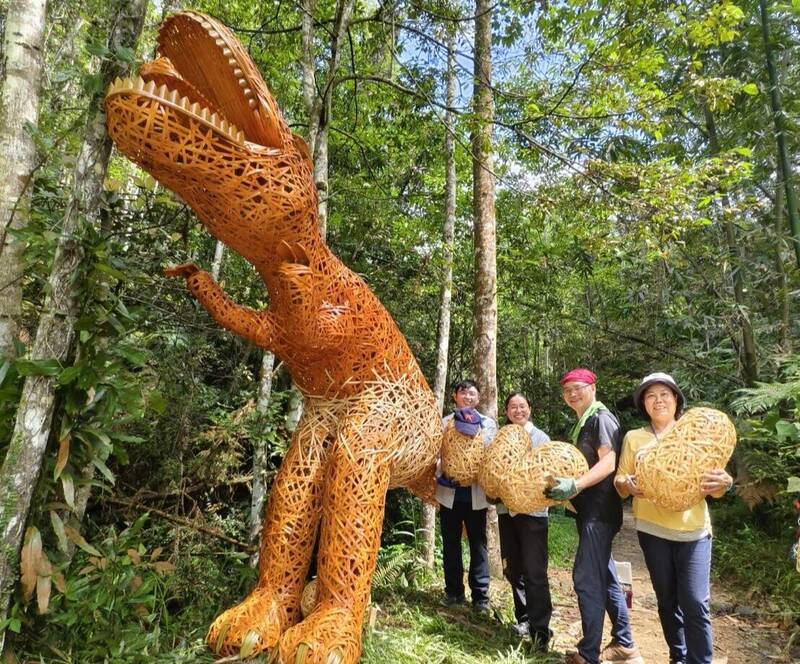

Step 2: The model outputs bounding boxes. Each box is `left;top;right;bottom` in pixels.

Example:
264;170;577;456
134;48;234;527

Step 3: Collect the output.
496;392;552;652
615;372;732;664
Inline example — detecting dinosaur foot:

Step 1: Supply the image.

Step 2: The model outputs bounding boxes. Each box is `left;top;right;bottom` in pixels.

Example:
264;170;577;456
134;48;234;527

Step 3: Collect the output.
206;586;288;659
273;605;361;664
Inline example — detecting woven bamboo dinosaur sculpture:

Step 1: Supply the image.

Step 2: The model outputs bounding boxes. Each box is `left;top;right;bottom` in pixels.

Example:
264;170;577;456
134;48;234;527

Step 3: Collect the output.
105;11;440;663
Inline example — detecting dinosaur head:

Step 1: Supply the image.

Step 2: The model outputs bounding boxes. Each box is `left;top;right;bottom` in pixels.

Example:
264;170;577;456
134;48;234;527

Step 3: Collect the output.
105;11;319;267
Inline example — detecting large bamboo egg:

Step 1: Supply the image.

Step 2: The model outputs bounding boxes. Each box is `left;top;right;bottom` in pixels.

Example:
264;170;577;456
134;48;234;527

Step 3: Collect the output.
478;425;588;513
635;407;736;512
440;419;485;486
477;424;530;499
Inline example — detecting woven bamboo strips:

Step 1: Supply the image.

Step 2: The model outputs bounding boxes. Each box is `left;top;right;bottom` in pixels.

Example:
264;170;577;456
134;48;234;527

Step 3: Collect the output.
636;407;736;511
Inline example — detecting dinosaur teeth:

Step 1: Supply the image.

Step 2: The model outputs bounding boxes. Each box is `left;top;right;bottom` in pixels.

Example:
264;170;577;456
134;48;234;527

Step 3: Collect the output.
248;98;258;109
215;38;225;47
133;76;146;91
143;80;157;95
223;48;232;57
238;78;248;88
209;112;219;126
168;89;179;104
178;96;190;110
200;108;210;121
189;102;200;115
243;89;254;99
233;68;243;77
157;83;169;98
208;29;219;38
228;57;237;66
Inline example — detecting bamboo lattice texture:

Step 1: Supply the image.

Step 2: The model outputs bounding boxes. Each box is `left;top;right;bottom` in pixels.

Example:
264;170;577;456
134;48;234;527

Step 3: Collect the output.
477;425;588;513
104;11;441;663
440;420;485;486
635;407;736;512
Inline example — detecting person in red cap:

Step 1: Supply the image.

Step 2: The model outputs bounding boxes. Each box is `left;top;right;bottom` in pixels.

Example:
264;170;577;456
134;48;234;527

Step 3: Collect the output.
545;368;642;664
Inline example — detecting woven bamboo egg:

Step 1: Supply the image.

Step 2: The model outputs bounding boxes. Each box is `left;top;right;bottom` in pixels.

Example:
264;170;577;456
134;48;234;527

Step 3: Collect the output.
300;578;317;618
635;407;736;512
477;424;530;500
440;419;485;486
478;425;588;513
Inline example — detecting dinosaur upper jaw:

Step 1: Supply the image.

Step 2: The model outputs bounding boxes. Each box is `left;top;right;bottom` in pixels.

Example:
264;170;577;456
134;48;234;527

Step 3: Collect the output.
106;11;287;150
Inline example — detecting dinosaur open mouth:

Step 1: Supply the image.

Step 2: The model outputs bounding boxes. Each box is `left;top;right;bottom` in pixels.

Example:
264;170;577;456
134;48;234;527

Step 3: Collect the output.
106;11;284;149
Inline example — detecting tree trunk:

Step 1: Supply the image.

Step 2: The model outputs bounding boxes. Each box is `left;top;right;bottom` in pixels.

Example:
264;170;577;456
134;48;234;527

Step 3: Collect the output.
249;350;275;565
306;0;355;237
0;0;48;358
471;0;501;578
703;105;758;385
421;34;458;571
0;0;147;648
759;0;800;266
773;174;790;352
210;241;225;281
301;0;316;151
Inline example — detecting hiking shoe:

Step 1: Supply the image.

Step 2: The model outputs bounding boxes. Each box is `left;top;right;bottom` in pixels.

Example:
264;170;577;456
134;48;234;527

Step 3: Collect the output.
600;640;645;664
510;621;529;637
564;653;590;664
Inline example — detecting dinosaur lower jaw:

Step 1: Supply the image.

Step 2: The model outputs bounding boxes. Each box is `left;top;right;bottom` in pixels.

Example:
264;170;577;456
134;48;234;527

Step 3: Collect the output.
107;75;246;147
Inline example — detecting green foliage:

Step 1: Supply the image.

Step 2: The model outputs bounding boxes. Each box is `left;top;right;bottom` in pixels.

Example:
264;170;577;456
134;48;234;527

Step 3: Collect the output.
362;590;552;664
11;516;175;662
731;356;800;509
5;0;800;658
712;500;800;628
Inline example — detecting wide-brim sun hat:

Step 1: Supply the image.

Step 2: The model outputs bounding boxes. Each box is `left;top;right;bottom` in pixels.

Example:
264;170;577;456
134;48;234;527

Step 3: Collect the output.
633;372;686;418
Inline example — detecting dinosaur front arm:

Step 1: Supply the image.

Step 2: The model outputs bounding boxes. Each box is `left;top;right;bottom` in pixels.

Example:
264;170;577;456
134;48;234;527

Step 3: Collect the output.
185;270;276;349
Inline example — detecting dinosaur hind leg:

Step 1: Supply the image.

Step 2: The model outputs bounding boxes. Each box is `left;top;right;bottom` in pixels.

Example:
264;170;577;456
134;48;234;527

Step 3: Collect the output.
207;400;334;658
277;425;392;664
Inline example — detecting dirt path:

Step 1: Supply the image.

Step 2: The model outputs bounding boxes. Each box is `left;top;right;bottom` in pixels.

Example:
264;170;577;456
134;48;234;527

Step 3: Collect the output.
547;510;797;663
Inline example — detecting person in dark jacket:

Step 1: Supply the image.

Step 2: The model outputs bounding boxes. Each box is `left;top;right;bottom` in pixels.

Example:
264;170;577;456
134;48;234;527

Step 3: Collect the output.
546;368;643;664
435;380;497;613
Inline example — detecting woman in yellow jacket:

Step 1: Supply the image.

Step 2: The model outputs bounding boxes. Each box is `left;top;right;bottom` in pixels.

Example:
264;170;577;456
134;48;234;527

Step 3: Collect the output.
615;373;732;664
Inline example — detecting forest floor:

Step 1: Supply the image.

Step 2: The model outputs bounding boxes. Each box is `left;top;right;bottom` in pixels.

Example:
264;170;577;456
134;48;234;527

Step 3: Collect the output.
361;510;799;664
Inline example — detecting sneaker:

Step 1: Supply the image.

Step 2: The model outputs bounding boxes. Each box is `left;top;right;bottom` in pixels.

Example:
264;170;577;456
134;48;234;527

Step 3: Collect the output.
440;594;465;607
511;621;529;637
600;640;645;664
472;601;491;616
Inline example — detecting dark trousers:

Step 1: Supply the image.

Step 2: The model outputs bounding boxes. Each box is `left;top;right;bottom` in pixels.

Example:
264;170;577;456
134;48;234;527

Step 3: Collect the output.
573;518;634;664
498;512;552;644
638;531;713;664
440;502;489;604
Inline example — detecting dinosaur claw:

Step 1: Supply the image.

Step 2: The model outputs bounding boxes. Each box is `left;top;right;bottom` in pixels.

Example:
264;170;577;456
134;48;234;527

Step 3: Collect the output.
213;620;231;655
239;629;261;659
326;647;343;664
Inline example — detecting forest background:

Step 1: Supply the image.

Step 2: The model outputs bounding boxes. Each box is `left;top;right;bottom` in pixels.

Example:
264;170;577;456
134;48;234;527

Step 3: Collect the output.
0;0;798;661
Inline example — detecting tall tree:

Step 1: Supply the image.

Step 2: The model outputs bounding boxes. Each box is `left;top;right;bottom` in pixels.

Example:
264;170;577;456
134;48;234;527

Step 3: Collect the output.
0;0;48;357
703;104;758;385
759;0;800;267
421;33;458;570
0;0;147;648
471;0;501;578
305;0;355;237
